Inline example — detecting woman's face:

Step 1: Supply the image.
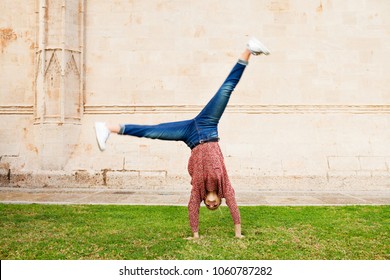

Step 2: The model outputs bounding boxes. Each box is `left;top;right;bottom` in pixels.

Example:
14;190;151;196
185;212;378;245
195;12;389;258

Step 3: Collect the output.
205;192;221;210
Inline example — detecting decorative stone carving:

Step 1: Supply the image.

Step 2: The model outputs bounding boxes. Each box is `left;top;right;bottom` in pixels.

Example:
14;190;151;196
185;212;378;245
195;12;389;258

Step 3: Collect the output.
33;0;84;170
35;0;84;124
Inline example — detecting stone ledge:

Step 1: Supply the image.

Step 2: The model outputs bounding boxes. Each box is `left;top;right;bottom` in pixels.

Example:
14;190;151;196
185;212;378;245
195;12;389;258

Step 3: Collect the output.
1;170;389;191
1;187;389;206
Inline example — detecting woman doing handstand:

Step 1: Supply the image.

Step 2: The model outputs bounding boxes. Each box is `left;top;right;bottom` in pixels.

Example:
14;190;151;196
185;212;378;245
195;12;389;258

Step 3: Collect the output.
95;37;270;239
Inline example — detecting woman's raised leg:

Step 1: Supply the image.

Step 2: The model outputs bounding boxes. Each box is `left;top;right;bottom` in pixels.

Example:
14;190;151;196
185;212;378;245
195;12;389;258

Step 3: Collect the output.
195;36;270;126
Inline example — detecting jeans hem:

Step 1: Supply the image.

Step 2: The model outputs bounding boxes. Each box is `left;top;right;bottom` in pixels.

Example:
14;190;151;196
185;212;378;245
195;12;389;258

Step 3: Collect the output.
119;124;125;135
238;59;248;66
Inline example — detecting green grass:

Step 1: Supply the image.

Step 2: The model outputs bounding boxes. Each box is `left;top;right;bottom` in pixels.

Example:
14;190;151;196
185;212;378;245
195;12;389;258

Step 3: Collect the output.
0;204;389;260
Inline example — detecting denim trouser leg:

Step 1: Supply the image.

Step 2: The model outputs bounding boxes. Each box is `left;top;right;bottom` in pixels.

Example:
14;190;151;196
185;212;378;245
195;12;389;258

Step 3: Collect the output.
195;61;247;127
120;60;247;148
121;119;193;142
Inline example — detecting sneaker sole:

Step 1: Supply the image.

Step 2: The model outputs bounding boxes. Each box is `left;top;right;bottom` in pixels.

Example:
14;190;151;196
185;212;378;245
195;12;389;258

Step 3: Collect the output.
94;123;106;151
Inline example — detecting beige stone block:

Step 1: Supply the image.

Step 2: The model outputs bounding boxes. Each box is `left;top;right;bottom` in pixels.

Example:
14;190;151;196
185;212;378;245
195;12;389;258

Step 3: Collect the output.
9;170;73;188
370;141;390;156
328;156;360;171
281;157;324;176
0;161;11;186
106;170;139;187
223;143;254;158
73;170;104;186
233;166;261;177
246;157;284;177
359;157;388;171
371;171;390;177
139;171;166;177
0;143;20;157
327;171;358;177
91;156;125;171
346;38;383;51
334;142;372;158
356;170;372;177
125;154;165;171
223;156;244;175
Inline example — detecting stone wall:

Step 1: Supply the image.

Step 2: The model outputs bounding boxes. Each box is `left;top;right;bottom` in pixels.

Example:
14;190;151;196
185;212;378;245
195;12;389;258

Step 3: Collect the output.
1;0;390;191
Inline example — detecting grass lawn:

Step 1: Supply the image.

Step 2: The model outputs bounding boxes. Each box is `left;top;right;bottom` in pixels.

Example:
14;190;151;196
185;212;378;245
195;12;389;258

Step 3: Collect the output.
0;204;389;260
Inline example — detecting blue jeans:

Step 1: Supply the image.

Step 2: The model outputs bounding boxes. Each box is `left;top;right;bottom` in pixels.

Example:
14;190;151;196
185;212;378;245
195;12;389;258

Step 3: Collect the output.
120;60;248;149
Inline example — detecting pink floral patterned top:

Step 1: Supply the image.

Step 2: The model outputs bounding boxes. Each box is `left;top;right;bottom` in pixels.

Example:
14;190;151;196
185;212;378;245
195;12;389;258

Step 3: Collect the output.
187;142;241;233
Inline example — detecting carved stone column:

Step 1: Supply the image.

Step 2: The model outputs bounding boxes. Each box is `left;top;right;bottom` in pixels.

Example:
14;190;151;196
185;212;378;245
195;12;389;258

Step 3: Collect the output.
34;0;84;170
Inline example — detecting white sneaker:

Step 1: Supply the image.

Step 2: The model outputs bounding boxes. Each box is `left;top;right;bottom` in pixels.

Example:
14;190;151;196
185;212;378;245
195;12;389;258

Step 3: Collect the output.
94;122;110;151
247;37;270;56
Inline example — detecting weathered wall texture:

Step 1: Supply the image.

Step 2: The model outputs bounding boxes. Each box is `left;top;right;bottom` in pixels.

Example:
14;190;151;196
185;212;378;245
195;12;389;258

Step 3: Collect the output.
1;0;390;192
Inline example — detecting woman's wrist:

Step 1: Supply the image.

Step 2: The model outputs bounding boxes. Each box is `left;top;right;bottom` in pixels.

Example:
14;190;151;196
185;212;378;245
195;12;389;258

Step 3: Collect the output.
234;224;242;237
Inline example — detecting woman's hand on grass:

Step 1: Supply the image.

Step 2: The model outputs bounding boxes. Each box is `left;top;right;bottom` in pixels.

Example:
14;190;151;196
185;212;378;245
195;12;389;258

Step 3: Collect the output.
185;232;199;240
